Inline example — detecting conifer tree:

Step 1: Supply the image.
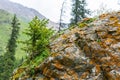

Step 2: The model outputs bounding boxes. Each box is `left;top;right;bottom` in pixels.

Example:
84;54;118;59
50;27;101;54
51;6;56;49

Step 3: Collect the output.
0;55;4;74
6;14;20;59
22;17;53;59
0;14;20;79
70;0;90;25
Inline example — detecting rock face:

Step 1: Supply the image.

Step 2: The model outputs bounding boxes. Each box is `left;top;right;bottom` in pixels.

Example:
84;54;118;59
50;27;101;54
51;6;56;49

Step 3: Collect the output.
12;12;120;80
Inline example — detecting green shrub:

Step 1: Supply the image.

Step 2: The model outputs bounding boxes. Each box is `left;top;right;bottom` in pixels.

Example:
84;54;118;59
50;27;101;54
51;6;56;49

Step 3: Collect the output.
21;16;54;59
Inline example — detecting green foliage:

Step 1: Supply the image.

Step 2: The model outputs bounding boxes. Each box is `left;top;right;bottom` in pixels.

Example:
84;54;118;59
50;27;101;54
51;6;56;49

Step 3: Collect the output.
0;9;27;59
6;14;20;57
71;0;90;25
0;9;12;24
18;17;54;76
78;18;96;28
78;22;87;28
1;55;15;80
0;15;20;80
96;39;101;43
0;55;4;74
29;65;35;76
0;10;12;54
21;16;54;59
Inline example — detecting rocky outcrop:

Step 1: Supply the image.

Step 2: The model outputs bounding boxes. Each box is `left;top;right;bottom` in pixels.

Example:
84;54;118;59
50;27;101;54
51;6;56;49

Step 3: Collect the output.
12;12;120;80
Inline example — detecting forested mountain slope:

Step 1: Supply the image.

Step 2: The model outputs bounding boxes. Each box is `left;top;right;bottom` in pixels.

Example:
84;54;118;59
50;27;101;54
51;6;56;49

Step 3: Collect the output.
0;0;58;29
0;9;28;58
0;0;59;58
0;0;45;20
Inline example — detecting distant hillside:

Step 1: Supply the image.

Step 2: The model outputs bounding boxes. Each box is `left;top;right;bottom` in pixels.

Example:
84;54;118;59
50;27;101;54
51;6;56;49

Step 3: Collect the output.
0;9;28;59
0;9;12;55
0;0;59;29
0;0;44;20
0;0;59;58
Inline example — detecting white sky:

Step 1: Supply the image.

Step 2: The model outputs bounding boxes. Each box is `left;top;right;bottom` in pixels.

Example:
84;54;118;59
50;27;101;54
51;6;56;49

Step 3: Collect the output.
10;0;120;23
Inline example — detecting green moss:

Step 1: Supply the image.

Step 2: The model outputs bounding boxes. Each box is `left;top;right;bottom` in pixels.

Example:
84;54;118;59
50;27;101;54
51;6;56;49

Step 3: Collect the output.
97;39;101;43
78;18;96;28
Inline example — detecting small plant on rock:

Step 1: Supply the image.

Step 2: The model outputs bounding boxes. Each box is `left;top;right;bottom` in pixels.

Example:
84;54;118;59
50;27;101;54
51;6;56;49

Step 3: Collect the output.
21;16;54;59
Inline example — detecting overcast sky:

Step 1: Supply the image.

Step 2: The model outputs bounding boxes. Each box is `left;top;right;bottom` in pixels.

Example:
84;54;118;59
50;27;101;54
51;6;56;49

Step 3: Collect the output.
10;0;120;23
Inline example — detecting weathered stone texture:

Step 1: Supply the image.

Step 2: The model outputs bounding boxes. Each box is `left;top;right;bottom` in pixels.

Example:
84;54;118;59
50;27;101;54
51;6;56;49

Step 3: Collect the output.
12;12;120;80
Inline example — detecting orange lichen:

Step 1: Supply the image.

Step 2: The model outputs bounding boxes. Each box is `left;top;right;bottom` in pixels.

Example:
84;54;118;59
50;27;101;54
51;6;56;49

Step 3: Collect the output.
53;62;63;70
109;16;118;21
95;65;101;75
99;13;109;19
43;67;48;75
50;78;55;80
80;71;89;79
104;38;114;45
83;18;91;21
61;34;67;39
